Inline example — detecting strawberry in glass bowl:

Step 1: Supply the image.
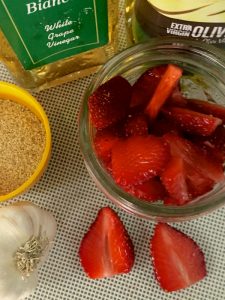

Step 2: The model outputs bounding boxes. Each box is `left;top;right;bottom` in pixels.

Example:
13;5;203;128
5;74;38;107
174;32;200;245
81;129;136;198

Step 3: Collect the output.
79;38;225;222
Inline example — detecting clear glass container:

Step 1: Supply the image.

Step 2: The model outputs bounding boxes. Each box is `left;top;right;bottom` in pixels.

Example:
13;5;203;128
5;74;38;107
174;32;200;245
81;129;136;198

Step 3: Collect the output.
79;38;225;222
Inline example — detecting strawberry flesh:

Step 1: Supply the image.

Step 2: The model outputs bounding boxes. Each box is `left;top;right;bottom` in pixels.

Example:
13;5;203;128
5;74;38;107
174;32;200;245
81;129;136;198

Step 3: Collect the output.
145;64;183;120
79;207;134;279
122;178;167;202
161;157;190;205
162;106;222;136
163;132;225;183
130;65;167;108
188;98;225;123
94;127;121;171
150;223;207;292
112;136;170;186
124;112;149;137
88;76;132;129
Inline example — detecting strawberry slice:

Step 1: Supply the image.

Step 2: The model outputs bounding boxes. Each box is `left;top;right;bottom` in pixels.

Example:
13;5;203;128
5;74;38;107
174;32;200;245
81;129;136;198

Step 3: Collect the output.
79;207;134;279
130;65;167;108
162;106;222;136
112;136;170;186
185;164;214;198
124;112;149;137
94;127;121;170
122;178;167;202
88;76;131;129
188;98;225;123
163;132;225;183
150;223;207;292
145;64;183;120
161;157;190;205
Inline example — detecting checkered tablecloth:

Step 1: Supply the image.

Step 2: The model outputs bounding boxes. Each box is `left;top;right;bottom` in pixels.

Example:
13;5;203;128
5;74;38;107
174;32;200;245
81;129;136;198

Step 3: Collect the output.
1;1;225;299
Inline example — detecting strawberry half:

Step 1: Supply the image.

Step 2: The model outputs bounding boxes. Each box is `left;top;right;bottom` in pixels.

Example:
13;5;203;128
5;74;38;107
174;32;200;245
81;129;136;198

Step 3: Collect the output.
79;207;134;279
162;106;222;136
112;136;170;186
122;178;167;202
145;64;183;120
130;65;167;108
88;76;131;129
150;223;207;292
188;98;225;123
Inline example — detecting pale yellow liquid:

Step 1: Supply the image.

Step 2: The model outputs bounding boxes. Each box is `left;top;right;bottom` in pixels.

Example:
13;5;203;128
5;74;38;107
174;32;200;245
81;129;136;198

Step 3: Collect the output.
0;0;119;92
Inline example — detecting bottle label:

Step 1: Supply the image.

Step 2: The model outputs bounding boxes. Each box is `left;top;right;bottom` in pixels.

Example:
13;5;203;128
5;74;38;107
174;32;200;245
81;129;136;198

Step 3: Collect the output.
135;0;225;47
0;0;109;70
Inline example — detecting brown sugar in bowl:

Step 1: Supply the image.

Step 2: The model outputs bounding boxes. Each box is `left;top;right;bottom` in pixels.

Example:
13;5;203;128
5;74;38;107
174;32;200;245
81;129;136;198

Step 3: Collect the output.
0;81;51;202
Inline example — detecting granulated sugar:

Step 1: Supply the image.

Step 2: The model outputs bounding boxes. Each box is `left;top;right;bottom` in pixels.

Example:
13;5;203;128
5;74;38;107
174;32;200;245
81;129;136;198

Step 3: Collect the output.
0;99;46;195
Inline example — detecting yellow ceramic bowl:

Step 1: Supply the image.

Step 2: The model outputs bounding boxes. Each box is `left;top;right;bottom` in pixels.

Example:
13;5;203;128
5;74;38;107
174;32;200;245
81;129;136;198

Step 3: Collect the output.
0;81;51;202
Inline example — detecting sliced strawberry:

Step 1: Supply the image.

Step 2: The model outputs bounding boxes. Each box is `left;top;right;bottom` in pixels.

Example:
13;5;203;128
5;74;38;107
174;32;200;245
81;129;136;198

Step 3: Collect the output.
94;127;121;168
185;164;214;198
88;76;131;129
150;223;207;292
161;157;190;205
163;132;225;183
122;178;167;202
112;136;170;186
130;65;167;108
79;207;134;279
124;112;149;137
188;98;225;123
145;64;183;120
162;106;222;136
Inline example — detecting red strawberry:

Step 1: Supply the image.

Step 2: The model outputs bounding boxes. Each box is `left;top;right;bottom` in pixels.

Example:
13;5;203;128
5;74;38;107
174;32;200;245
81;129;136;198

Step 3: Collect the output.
208;125;225;161
188;98;225;123
79;207;134;279
185;164;214;198
145;64;183;120
122;178;167;202
124;112;149;137
161;157;190;205
130;65;167;108
88;76;131;129
112;136;170;186
162;106;222;136
163;132;225;183
94;127;121;168
150;223;207;292
163;197;179;206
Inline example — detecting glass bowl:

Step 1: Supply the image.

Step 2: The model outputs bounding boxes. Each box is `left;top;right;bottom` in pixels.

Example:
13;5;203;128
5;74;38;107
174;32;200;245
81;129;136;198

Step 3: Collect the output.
0;82;51;202
79;38;225;222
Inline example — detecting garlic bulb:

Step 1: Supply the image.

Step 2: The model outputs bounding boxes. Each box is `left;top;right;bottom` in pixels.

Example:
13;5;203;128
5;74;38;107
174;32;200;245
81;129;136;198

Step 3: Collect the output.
0;201;57;300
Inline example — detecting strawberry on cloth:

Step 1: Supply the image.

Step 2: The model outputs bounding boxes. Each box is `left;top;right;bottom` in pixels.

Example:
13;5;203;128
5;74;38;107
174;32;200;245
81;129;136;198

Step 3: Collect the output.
88;76;132;129
79;207;134;279
150;223;206;292
112;135;170;186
